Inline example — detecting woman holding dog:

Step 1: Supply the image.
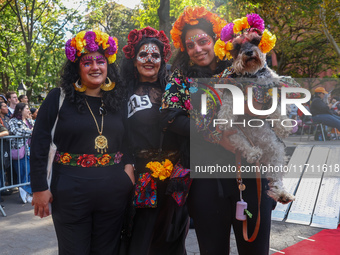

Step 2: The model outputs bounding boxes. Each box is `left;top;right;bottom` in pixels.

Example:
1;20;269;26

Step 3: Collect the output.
121;27;189;255
162;7;276;255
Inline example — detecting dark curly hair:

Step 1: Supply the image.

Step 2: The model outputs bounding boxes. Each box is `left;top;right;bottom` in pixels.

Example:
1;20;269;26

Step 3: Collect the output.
59;48;126;113
120;37;168;94
171;18;231;78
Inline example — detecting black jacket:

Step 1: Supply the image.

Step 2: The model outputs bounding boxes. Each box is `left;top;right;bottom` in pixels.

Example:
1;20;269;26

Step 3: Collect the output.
310;96;332;116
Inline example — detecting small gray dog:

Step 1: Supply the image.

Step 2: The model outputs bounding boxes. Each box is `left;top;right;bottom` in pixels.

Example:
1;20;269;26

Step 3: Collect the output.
217;29;295;204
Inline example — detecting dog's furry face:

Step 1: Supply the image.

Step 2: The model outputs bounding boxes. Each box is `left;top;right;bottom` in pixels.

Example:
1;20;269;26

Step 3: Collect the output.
230;31;266;75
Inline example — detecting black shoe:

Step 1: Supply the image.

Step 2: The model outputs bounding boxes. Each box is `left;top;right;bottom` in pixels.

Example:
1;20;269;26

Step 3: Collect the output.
1;189;13;196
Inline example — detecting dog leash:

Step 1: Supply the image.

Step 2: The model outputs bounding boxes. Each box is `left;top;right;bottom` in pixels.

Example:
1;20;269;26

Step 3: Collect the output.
235;126;262;242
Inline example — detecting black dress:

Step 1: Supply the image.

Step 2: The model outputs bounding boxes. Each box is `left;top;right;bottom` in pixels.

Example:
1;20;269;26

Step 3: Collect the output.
126;81;189;255
30;88;133;255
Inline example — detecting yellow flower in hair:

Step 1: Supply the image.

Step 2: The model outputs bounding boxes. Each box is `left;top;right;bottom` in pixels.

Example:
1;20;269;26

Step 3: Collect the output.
225;41;233;60
113;37;119;53
107;54;116;64
75;31;86;54
259;29;276;53
101;33;110;50
214;39;227;60
233;17;249;34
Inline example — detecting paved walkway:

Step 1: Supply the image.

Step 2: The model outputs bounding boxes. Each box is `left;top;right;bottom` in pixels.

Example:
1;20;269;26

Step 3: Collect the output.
0;189;324;255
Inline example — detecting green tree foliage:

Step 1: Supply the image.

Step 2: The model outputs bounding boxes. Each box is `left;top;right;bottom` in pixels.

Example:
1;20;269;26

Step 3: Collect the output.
85;0;138;63
237;0;339;78
136;0;215;31
0;0;81;102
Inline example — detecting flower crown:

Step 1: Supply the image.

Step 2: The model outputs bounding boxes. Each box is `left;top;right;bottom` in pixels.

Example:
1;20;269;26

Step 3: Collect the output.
65;30;118;64
171;6;227;52
214;14;276;60
122;26;172;62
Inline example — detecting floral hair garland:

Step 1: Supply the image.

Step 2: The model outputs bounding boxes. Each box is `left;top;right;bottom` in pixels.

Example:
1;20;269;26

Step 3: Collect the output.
214;13;276;60
65;30;118;64
146;159;174;181
171;6;227;52
123;26;172;62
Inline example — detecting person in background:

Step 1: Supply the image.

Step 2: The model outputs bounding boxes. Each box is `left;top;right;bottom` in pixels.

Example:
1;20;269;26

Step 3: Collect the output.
0;102;10;130
0;122;9;204
30;108;39;121
30;30;134;255
19;95;29;104
0;101;13;196
311;87;340;131
0;94;7;104
329;96;340;116
6;91;18;117
8;103;34;204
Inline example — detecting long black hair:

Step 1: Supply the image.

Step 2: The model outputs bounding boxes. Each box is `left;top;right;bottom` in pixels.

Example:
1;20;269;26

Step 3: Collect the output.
59;48;126;113
171;18;231;78
120;37;168;94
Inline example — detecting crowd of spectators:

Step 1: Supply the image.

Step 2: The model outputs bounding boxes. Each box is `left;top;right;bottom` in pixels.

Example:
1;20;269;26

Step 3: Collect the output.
0;91;38;206
288;87;340;140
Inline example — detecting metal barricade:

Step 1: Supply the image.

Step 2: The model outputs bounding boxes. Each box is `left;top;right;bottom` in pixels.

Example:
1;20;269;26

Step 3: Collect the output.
0;135;31;217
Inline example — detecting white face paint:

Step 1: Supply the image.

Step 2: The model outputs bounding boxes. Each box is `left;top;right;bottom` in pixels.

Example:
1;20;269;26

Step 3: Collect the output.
136;44;161;64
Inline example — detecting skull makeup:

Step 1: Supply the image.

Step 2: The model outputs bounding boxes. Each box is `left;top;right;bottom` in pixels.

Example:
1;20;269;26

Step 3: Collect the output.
136;44;161;64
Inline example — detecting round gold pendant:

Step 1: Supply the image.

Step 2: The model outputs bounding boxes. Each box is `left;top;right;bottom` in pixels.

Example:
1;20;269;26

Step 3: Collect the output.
95;135;108;153
238;183;246;191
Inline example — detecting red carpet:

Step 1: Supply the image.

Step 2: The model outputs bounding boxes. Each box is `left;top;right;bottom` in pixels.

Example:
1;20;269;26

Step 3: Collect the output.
273;225;340;255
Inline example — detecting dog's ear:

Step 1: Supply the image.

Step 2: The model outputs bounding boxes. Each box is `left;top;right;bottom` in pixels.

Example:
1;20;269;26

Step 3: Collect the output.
249;28;263;36
250;38;261;46
247;31;262;46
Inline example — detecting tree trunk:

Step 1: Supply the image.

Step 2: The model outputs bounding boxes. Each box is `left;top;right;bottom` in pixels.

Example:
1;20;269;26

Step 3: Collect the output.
0;72;10;93
157;0;170;39
319;6;340;58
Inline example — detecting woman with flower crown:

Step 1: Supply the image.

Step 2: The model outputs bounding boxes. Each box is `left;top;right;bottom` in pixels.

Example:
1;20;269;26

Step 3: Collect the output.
121;27;189;255
162;7;276;255
30;30;134;255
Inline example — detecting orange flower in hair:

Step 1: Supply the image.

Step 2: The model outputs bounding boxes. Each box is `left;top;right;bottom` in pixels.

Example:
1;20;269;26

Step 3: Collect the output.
171;6;227;52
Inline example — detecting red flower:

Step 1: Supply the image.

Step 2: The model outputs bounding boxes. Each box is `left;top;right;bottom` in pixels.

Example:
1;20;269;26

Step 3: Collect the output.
158;31;169;44
124;27;171;62
77;154;98;167
128;29;143;45
122;45;135;59
163;44;172;62
142;27;159;38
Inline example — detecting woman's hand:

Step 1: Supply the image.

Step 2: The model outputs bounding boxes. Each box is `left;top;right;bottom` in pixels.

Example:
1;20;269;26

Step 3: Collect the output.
218;130;237;153
32;190;53;218
124;164;135;185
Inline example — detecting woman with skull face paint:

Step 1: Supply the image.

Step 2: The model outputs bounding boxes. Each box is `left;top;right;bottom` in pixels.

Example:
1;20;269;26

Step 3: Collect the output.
162;7;276;255
121;27;189;255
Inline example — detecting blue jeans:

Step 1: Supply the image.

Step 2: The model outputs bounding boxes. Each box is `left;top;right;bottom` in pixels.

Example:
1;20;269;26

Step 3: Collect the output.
312;114;340;131
13;156;32;194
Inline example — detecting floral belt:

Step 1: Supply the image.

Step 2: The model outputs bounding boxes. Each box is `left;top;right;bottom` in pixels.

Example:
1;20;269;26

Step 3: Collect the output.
54;151;123;167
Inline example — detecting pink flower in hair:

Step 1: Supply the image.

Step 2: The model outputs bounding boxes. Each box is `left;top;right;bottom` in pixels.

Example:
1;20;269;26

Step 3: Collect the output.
246;13;265;32
221;23;234;42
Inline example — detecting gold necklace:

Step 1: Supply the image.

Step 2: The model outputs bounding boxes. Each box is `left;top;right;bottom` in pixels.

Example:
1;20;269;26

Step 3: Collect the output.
85;98;108;153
